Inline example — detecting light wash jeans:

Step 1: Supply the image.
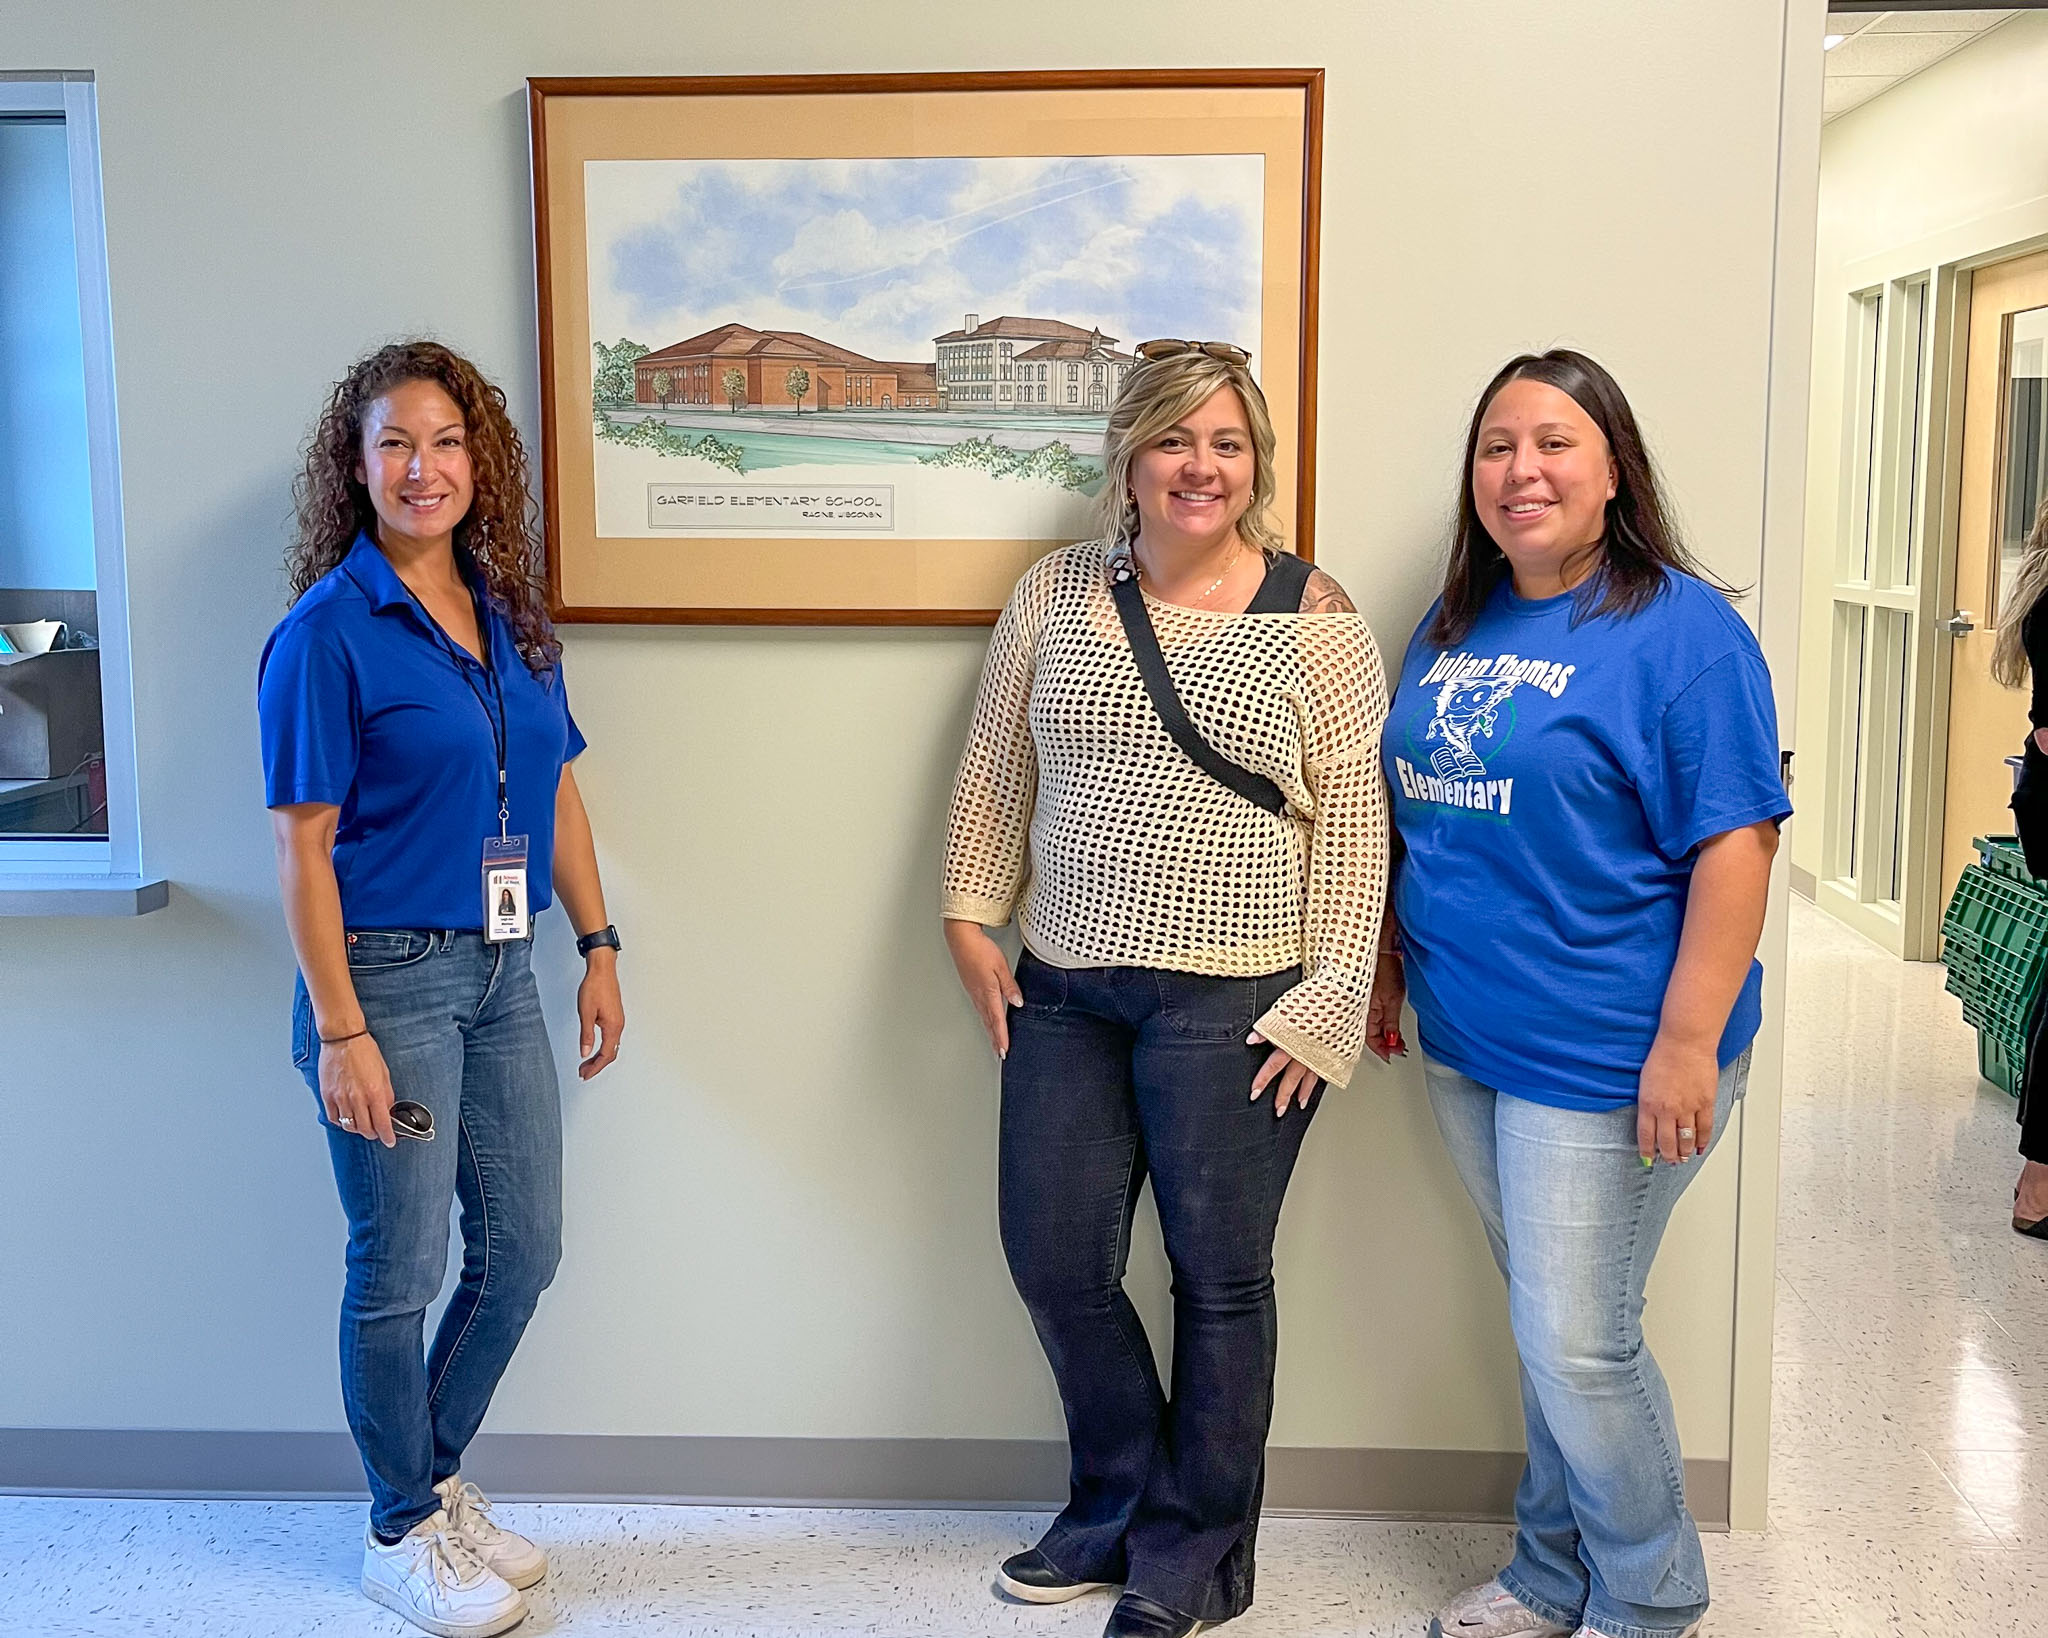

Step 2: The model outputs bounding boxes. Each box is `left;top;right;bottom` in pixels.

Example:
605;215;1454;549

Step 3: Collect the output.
1423;1048;1748;1638
292;930;563;1538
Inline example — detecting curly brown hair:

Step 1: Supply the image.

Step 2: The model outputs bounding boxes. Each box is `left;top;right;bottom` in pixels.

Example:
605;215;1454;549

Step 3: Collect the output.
287;340;560;672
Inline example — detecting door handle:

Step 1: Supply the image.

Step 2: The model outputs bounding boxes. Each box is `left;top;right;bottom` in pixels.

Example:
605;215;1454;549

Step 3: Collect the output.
1944;609;1977;637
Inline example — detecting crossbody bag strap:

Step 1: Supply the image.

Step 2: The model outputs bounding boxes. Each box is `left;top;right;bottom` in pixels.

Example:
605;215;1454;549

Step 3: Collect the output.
1108;559;1288;815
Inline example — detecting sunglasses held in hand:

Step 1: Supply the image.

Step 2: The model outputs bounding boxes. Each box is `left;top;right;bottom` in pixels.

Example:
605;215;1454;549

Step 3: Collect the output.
391;1101;434;1141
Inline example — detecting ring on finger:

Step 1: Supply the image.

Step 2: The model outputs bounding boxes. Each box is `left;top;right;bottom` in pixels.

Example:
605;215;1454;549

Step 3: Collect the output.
1677;1127;1696;1139
339;1115;355;1129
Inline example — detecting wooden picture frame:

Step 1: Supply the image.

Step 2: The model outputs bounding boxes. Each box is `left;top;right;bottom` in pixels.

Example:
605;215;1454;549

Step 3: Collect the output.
529;70;1323;626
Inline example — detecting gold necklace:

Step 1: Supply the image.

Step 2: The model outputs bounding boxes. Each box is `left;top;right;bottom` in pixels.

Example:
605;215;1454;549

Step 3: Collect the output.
1136;537;1243;605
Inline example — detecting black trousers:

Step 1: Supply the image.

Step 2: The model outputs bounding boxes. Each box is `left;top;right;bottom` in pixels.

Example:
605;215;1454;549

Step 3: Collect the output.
2020;978;2048;1165
998;951;1314;1626
2012;742;2048;1163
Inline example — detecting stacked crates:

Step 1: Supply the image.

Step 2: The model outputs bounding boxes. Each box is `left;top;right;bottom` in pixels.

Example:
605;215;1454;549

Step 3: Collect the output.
1942;834;2048;1096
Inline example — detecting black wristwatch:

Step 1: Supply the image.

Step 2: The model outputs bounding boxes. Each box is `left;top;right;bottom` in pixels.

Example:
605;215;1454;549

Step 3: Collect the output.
576;924;622;958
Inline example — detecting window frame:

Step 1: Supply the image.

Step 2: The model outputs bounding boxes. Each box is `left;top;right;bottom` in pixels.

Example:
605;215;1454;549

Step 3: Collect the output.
0;73;157;912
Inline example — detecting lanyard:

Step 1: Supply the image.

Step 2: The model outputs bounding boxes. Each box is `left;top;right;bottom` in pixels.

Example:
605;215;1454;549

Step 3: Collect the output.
405;583;511;841
459;618;511;842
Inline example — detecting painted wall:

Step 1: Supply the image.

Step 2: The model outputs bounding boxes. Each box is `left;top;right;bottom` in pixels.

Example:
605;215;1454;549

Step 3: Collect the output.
0;116;96;592
0;0;1799;1481
1793;13;2048;889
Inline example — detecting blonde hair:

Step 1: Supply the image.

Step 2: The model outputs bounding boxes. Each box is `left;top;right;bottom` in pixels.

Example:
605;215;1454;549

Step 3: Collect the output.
1992;492;2048;689
1095;350;1284;555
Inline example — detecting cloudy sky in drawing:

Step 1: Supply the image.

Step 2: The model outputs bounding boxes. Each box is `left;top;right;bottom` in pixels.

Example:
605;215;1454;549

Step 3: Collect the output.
584;155;1264;364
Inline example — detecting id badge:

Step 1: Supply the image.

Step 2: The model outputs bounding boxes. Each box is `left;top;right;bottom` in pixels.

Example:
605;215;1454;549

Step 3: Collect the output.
483;834;530;943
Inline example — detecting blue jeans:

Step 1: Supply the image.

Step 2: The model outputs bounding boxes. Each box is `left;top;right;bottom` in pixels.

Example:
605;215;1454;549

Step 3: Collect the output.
999;951;1314;1626
292;931;563;1538
1422;1049;1748;1638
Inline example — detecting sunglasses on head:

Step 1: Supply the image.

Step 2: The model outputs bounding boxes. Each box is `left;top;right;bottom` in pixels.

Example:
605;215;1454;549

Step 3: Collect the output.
1135;339;1252;366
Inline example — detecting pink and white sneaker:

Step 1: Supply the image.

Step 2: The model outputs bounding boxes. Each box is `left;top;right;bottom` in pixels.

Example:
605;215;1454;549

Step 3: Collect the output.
1429;1580;1574;1638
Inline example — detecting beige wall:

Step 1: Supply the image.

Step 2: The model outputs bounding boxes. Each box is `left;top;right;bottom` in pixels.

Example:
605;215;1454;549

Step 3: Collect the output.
0;0;1805;1489
1793;12;2048;889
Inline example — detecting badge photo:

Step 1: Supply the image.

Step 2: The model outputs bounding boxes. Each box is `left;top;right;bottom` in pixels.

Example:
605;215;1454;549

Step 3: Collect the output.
483;834;531;943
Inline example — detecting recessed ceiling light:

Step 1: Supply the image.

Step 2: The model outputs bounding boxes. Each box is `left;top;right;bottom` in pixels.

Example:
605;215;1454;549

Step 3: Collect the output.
1824;32;1846;49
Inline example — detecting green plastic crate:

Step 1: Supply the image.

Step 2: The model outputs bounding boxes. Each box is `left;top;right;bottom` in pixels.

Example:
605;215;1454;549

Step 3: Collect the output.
1942;835;2048;1098
1980;1030;2024;1099
1974;833;2036;884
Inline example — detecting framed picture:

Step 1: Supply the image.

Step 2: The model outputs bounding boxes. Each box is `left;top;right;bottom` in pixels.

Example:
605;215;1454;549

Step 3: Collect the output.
529;70;1323;625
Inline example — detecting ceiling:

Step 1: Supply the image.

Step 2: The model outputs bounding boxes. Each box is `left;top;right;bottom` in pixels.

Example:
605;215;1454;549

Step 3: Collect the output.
1824;9;2020;119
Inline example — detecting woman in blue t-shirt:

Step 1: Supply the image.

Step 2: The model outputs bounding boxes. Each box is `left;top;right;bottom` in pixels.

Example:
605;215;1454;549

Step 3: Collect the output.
259;342;625;1638
1372;351;1788;1638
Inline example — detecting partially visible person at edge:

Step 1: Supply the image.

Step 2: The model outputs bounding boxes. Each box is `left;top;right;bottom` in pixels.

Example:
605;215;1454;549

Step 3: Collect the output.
1988;491;2048;1239
1369;350;1788;1638
259;341;625;1638
940;340;1389;1638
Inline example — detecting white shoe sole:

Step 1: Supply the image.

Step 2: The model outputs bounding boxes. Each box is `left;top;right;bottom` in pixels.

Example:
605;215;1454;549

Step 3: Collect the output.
495;1554;548;1592
1576;1627;1699;1638
361;1575;527;1638
995;1567;1112;1604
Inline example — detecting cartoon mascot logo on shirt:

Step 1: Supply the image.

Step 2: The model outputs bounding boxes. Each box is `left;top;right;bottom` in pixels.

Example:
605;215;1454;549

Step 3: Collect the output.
1424;676;1524;780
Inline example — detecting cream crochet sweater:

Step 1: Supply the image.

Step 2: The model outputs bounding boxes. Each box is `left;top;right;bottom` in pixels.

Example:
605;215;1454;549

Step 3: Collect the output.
942;539;1390;1087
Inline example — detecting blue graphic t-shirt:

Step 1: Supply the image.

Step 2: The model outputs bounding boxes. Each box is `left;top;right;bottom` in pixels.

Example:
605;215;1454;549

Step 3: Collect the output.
1385;569;1790;1111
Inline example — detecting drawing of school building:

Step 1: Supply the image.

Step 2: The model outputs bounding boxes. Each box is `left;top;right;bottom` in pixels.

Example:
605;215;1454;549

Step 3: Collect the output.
632;315;1129;414
932;315;1136;411
633;324;940;412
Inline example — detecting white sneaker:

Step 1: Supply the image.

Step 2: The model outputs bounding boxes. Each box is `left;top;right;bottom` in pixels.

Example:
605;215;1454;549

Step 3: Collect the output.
436;1476;549;1590
1430;1580;1573;1638
361;1508;527;1637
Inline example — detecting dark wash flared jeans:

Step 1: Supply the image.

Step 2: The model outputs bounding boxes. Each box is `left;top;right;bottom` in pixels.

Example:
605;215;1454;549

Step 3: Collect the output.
998;949;1315;1626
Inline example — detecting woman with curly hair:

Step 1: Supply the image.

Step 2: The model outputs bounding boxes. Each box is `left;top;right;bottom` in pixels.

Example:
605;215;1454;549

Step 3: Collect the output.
258;341;624;1638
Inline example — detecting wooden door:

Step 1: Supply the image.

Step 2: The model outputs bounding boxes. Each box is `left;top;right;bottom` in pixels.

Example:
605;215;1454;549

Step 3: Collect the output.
1941;251;2048;903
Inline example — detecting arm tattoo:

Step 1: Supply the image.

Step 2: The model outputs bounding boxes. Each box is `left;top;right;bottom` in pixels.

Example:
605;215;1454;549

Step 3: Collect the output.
1299;567;1357;615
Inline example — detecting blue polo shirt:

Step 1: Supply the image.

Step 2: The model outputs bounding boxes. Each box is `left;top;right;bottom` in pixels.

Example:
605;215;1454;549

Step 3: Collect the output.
258;534;585;931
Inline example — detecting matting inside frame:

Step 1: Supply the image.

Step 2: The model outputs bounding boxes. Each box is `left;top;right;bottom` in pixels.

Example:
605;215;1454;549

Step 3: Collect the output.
539;85;1311;618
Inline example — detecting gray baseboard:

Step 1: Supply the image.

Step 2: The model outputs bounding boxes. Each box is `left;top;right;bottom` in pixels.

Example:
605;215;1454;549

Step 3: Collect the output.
1790;864;1816;901
0;1430;1730;1528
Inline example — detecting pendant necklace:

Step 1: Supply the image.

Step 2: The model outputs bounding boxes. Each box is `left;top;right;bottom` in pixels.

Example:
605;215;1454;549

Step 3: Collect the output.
1138;537;1243;605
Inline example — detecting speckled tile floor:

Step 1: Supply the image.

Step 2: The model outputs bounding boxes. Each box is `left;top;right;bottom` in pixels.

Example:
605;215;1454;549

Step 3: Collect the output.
1;898;2043;1636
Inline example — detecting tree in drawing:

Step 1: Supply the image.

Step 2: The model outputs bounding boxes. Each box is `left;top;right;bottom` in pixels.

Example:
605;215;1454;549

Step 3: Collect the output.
722;367;747;414
784;367;810;414
590;338;648;406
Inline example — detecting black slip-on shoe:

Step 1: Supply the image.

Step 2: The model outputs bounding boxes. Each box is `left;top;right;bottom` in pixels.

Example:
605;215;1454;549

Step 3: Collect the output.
2015;1211;2048;1238
995;1548;1112;1604
1104;1591;1206;1637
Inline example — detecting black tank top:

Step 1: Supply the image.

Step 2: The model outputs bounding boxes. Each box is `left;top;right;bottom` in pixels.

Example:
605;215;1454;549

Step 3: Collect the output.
1244;549;1315;614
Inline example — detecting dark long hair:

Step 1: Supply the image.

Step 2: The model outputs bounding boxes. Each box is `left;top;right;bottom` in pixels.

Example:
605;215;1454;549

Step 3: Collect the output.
1428;348;1732;647
287;340;560;673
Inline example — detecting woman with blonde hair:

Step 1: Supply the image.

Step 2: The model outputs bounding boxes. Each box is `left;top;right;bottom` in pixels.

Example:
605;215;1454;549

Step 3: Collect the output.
1990;492;2048;1237
941;341;1388;1637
